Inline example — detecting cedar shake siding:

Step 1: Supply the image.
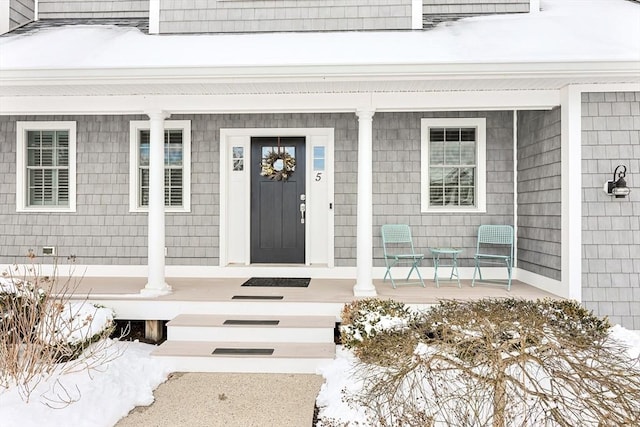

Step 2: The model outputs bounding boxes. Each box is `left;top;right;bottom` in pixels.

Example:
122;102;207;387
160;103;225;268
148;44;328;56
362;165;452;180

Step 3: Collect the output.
372;111;515;268
517;108;562;281
30;0;533;33
159;0;413;33
9;0;35;29
581;92;640;330
38;0;149;19
0;111;515;268
423;0;530;27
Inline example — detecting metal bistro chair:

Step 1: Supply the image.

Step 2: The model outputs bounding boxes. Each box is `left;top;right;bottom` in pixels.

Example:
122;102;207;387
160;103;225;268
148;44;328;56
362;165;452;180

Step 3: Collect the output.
472;225;514;291
381;224;425;288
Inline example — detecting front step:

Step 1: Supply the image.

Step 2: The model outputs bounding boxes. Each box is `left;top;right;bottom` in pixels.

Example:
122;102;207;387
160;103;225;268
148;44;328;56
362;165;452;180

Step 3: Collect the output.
166;314;336;343
152;340;335;373
154;313;337;373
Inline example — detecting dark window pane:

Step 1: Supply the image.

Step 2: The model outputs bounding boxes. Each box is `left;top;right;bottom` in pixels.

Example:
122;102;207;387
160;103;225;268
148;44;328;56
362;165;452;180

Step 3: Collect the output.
430;128;444;142
461;128;476;141
445;128;460;142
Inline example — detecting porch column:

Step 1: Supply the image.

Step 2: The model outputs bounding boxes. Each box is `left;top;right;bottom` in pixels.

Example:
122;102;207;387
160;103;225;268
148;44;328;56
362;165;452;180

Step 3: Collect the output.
353;109;377;297
560;86;582;301
143;110;172;295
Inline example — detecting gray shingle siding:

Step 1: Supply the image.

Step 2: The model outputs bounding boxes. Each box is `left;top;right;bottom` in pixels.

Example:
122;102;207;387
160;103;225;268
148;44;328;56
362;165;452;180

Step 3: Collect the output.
372;111;515;268
160;0;413;33
9;0;35;29
423;0;529;27
38;1;149;19
581;91;640;330
0;115;149;265
516;108;562;281
0;111;515;269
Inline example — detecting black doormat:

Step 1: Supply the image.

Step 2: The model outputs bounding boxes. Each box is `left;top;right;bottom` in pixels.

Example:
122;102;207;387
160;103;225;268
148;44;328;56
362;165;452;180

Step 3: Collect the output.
212;348;274;356
232;295;284;300
241;277;311;288
223;319;280;326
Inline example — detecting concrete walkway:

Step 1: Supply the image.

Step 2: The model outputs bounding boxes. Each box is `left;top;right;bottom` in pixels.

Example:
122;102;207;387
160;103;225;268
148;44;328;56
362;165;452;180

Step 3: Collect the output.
115;372;323;427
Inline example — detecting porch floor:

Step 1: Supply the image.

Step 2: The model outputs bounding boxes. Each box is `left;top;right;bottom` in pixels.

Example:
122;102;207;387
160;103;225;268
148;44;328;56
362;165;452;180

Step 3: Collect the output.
62;276;559;305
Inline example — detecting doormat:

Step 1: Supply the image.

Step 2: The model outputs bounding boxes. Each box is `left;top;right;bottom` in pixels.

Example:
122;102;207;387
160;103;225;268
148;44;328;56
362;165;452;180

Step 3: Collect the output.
241;277;311;288
212;348;274;356
232;295;284;300
223;319;280;326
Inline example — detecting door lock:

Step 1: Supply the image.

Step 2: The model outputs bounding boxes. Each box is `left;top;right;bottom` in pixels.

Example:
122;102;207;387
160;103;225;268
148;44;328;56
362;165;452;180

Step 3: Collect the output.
300;202;306;224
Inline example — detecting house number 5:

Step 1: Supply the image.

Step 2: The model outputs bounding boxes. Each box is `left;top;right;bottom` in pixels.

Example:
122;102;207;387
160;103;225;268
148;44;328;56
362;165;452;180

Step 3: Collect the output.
315;172;323;181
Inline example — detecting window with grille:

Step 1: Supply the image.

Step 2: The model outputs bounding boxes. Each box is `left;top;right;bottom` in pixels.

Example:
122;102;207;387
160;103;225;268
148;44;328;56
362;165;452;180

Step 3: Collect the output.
130;120;191;212
16;122;76;212
421;118;486;213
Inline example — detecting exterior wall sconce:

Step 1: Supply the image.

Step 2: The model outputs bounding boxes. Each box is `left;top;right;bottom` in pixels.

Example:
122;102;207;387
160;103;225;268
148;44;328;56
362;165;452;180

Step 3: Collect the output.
604;165;631;198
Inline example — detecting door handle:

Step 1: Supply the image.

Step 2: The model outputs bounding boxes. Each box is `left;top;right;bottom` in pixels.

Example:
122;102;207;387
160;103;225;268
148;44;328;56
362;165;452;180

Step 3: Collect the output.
300;203;306;224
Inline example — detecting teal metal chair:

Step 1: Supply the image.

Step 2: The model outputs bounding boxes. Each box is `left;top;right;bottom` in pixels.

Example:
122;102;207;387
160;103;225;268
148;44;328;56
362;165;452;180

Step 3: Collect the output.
471;225;514;291
381;224;425;288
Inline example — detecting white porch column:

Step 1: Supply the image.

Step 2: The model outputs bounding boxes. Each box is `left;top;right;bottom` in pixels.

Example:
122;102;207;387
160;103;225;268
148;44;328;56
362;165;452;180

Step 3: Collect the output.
143;110;171;295
560;86;582;301
353;109;377;297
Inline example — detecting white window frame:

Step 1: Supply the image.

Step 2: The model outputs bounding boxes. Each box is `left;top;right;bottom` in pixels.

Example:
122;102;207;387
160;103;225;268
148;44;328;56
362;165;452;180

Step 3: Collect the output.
129;120;191;213
420;118;486;213
16;121;77;213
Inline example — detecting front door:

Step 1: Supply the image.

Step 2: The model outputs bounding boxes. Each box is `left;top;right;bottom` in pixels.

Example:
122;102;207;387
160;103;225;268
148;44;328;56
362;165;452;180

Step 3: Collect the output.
250;137;306;263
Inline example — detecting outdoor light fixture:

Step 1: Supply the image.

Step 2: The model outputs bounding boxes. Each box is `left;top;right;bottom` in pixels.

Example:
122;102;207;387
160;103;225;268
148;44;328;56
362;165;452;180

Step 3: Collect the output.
604;165;631;198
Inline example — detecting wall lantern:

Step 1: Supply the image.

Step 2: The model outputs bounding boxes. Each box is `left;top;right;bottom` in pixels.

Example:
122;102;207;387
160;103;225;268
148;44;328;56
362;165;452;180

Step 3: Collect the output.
603;165;631;198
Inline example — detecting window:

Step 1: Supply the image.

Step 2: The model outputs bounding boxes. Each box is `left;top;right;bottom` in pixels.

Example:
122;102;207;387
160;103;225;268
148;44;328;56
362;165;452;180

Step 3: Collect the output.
16;121;76;212
421;118;486;213
129;120;191;212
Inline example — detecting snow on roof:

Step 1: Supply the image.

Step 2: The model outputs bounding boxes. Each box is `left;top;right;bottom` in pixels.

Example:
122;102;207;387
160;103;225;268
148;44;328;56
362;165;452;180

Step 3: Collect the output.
0;0;638;71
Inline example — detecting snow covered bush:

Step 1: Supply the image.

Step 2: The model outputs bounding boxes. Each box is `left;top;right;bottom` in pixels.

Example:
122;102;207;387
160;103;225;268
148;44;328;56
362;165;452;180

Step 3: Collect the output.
341;299;415;345
0;277;46;342
39;301;115;363
1;270;117;402
321;298;640;427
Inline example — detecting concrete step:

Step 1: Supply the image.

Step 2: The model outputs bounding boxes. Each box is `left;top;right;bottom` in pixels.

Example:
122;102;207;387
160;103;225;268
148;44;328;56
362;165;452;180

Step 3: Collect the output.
152;340;336;374
166;314;336;343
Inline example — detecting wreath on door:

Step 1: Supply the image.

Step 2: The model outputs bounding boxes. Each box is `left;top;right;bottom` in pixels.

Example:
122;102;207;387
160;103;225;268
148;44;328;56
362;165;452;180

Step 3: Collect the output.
260;150;296;181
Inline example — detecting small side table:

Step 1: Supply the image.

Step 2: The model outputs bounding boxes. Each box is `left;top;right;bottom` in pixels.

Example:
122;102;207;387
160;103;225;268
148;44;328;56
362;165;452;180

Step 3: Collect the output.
430;248;463;288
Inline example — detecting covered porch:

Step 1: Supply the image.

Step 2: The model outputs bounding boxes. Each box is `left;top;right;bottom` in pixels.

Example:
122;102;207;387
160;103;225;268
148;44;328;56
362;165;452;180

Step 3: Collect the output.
63;276;560;321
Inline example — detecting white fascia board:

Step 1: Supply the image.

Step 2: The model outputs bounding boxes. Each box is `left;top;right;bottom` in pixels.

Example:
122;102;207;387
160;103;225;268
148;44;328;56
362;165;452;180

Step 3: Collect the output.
1;61;639;86
0;90;561;116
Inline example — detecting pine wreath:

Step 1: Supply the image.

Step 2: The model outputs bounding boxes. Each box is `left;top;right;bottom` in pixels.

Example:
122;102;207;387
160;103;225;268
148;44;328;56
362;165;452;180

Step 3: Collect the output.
260;150;296;181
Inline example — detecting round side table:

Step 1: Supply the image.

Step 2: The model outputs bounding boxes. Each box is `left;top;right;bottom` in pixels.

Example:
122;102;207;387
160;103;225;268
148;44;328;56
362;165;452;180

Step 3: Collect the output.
429;248;463;288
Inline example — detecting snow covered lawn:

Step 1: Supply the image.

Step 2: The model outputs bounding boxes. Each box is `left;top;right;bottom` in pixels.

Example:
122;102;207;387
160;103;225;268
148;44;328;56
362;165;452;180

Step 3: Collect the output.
0;341;172;427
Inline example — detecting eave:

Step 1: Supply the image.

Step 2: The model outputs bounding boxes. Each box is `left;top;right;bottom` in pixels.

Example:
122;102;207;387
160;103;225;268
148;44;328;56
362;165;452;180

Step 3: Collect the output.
1;61;639;115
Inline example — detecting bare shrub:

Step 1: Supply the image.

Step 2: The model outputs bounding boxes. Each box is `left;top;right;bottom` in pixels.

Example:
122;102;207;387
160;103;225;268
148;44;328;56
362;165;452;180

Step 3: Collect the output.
344;298;640;427
0;261;120;403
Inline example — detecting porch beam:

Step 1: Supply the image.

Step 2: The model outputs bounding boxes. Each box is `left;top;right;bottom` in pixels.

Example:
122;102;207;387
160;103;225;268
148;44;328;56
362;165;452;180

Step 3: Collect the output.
142;110;172;295
0;90;562;116
353;109;377;297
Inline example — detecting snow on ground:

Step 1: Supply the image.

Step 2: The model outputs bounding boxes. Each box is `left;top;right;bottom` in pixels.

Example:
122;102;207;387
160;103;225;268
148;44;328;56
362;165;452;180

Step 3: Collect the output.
0;326;637;426
0;0;638;70
315;326;640;426
0;341;172;427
